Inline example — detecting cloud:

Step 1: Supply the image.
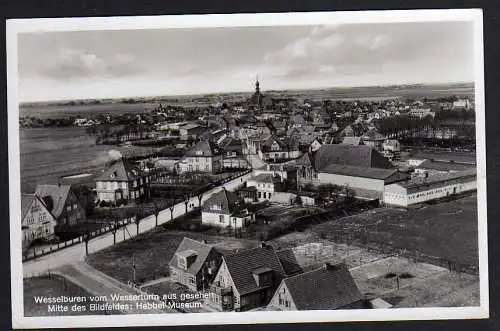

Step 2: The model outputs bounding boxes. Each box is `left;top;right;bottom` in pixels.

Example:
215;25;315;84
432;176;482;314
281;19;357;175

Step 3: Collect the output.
262;22;472;81
39;47;139;81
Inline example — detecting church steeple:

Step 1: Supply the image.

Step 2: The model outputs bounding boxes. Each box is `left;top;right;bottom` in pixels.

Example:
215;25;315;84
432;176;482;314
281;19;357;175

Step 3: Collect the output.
255;74;260;93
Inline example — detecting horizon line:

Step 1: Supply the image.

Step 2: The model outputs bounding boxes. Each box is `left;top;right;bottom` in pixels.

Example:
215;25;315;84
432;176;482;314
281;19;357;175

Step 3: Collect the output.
19;80;475;104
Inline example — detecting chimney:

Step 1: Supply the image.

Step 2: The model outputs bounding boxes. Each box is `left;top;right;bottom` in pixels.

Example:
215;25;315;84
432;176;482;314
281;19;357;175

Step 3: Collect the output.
323;262;332;270
202;239;208;244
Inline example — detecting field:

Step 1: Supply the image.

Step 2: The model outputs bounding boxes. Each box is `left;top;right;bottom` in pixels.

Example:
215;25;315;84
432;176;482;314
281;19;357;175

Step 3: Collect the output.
20;127;157;192
20;102;160;119
86;229;259;285
306;194;479;272
24;275;121;316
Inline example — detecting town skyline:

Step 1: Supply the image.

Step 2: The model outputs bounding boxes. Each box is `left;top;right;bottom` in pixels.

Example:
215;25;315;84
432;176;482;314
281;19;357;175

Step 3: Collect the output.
18;21;474;102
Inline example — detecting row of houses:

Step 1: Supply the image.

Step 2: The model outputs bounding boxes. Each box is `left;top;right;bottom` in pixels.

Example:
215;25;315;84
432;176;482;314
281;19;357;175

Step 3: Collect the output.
169;238;364;312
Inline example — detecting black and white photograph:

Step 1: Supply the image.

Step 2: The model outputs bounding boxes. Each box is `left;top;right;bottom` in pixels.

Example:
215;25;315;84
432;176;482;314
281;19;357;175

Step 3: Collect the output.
7;9;487;329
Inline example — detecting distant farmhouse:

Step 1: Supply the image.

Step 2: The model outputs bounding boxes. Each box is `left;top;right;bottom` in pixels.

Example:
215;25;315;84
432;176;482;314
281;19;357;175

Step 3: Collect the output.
34;184;86;225
202;189;255;228
95;158;150;203
21;194;57;250
179;140;223;174
168;237;223;291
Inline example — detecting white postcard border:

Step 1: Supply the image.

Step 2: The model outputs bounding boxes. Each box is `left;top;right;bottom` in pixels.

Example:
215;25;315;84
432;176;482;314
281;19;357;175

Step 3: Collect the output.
7;9;488;329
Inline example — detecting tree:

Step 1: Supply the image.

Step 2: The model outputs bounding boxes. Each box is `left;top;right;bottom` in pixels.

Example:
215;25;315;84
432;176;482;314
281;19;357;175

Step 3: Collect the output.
183;193;192;214
153;201;160;227
196;191;204;208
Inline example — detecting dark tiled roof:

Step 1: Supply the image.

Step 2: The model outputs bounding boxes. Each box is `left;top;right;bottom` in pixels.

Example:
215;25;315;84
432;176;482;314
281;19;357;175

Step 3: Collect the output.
34;184;72;219
283;263;362;310
224;246;286;295
342;137;364;146
202;189;244;214
395;168;476;189
313;145;394;171
168;237;216;276
361;129;386;141
276;249;302;276
250;173;281;183
416;160;474;172
320;164;398;180
95;158;144;182
185;140;221;157
21;194;35;220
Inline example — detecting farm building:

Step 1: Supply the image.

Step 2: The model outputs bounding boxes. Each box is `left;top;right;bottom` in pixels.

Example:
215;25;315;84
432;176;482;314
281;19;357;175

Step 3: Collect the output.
201;189;255;228
168;237;223;291
296;145;409;199
21;194;57;250
268;262;363;311
95;158;150;203
383;169;477;207
206;243;301;312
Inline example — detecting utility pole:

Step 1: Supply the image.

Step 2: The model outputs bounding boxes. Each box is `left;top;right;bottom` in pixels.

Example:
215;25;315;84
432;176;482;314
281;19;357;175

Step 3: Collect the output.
132;254;136;285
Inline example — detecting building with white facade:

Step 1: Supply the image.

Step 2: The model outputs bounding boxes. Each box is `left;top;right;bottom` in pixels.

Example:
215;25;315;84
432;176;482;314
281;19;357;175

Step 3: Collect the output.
246;173;283;201
95;158;150;203
202;189;255;228
383;169;476;207
178;140;223;174
21;194;57;250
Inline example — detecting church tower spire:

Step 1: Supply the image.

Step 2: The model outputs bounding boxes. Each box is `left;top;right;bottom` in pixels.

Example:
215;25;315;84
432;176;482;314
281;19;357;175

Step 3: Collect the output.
255;74;260;93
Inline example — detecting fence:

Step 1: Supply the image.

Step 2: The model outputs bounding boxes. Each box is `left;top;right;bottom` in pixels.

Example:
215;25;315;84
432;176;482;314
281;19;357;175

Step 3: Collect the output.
23;217;135;262
23;170;252;263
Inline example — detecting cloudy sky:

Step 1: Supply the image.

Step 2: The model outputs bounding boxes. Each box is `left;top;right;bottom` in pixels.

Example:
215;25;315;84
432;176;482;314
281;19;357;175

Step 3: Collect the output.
18;21;474;102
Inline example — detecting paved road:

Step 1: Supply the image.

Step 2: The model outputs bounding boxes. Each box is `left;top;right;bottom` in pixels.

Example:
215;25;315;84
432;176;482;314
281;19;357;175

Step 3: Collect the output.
23;172;253;277
53;262;177;314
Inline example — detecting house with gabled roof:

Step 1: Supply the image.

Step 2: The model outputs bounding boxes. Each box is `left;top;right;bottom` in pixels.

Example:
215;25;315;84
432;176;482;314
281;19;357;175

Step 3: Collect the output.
35;184;86;225
168;237;223;291
95;158;150;203
178;139;222;174
360;129;387;151
268;262;363;311
206;243;301;311
295;145;408;199
202;189;255;228
247;173;283;201
258;136;301;162
21;194;57;250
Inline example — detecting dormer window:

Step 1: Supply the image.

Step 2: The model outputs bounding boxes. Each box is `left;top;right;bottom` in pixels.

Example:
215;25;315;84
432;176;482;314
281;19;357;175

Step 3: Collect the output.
195;150;203;156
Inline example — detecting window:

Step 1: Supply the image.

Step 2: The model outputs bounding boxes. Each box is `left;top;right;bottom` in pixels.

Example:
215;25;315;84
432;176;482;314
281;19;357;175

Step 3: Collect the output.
219;215;225;223
190;277;196;284
66;205;72;211
73;204;77;210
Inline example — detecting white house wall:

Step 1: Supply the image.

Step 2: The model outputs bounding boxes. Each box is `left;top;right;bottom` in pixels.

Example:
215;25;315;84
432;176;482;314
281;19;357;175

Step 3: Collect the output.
383;178;477;207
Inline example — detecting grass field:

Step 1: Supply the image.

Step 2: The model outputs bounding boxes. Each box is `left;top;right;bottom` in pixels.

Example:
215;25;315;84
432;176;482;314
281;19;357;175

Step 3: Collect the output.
310;194;478;272
24;275;121;316
20;127;157;192
86;228;259;285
